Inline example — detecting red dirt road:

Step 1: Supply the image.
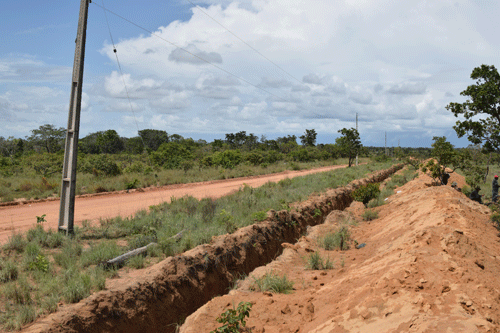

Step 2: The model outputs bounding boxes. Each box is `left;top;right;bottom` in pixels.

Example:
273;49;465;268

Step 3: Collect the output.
0;165;349;244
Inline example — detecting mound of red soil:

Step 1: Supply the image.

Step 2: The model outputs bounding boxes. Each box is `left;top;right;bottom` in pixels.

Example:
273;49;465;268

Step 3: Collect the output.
180;171;500;333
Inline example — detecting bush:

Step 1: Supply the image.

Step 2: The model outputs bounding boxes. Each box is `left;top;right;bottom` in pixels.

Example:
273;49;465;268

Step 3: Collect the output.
79;155;121;176
211;150;242;169
211;302;252;333
352;183;381;205
362;209;378;221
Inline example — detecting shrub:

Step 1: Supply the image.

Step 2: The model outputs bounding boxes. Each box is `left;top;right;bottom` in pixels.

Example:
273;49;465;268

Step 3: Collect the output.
251;271;294;294
217;209;237;234
305;252;334;270
352;183;381;205
79;155;122;176
28;254;50;273
362;209;378;221
211;302;252;333
125;178;140;190
211;150;242;169
251;210;268;222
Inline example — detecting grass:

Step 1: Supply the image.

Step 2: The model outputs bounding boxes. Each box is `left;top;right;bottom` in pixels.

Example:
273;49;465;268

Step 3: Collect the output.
367;166;418;208
318;215;357;251
250;271;295;294
305;251;334;270
0;160;395;330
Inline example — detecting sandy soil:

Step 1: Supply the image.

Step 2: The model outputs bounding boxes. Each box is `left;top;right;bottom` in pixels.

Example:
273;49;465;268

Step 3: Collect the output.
180;170;500;333
0;165;349;244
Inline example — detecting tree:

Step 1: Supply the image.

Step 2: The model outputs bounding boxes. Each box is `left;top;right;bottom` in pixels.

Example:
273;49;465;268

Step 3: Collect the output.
446;64;500;151
335;128;361;167
138;129;169;151
420;136;457;185
300;129;317;147
27;124;65;153
96;130;124;154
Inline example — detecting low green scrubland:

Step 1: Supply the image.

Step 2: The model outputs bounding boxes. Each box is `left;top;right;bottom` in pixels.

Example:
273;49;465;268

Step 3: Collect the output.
0;161;393;330
0;155;363;203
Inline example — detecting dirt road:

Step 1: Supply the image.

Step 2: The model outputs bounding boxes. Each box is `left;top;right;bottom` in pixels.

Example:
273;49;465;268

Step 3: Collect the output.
0;164;349;244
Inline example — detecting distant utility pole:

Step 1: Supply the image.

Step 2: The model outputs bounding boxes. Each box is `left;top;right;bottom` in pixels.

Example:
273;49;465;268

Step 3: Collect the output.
355;113;358;166
385;132;387;156
58;0;91;234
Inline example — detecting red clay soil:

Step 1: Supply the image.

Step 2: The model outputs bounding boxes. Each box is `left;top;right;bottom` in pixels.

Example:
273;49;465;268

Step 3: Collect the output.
22;165;402;333
181;170;500;333
0;164;349;244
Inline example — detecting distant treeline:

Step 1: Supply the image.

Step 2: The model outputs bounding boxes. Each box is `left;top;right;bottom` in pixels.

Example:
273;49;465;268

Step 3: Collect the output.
0;124;431;178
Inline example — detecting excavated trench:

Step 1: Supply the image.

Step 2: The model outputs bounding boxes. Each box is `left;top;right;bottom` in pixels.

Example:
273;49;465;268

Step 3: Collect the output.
26;164;403;333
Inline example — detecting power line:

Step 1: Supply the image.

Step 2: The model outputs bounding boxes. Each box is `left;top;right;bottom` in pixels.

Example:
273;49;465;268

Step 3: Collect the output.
99;0;162;188
185;0;304;86
91;2;299;106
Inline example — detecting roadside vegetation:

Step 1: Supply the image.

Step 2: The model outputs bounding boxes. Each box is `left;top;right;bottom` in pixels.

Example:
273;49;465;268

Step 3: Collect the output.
0;161;393;330
0;127;428;203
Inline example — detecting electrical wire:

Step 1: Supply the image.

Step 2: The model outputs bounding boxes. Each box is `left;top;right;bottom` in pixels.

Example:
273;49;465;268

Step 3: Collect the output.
91;1;301;106
100;0;163;188
185;0;304;86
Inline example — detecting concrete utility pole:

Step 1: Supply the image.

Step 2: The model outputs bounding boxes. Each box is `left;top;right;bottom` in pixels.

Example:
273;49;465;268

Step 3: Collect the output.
355;113;358;166
59;0;91;234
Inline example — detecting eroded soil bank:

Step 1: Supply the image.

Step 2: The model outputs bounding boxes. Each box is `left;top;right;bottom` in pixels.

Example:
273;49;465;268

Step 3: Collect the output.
23;164;403;333
181;169;500;333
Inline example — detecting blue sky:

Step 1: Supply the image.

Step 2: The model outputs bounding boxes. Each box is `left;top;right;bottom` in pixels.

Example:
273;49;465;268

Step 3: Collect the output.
1;0;499;147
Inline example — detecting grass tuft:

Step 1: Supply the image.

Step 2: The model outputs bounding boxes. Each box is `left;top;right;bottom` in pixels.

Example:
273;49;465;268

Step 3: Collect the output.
251;271;294;294
305;251;334;270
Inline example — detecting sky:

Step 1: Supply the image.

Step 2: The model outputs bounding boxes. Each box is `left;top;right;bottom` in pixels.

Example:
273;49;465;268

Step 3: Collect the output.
1;0;499;148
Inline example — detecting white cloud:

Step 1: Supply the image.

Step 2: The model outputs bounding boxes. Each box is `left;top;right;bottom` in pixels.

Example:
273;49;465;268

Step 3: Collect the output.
3;0;500;146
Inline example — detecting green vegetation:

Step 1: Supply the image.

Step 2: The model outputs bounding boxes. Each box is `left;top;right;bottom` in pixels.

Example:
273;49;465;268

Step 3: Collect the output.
352;183;381;205
210;302;252;333
251;271;294;294
362;209;378;221
366;166;418;208
446;64;500;152
305;251;334;270
0;124;426;203
336;128;362;167
0;161;393;330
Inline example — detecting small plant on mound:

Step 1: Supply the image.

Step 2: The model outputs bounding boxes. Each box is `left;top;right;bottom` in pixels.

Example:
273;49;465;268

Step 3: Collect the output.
210;301;252;333
305;251;334;270
251;271;294;294
362;209;378;221
352;183;380;205
319;226;351;251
